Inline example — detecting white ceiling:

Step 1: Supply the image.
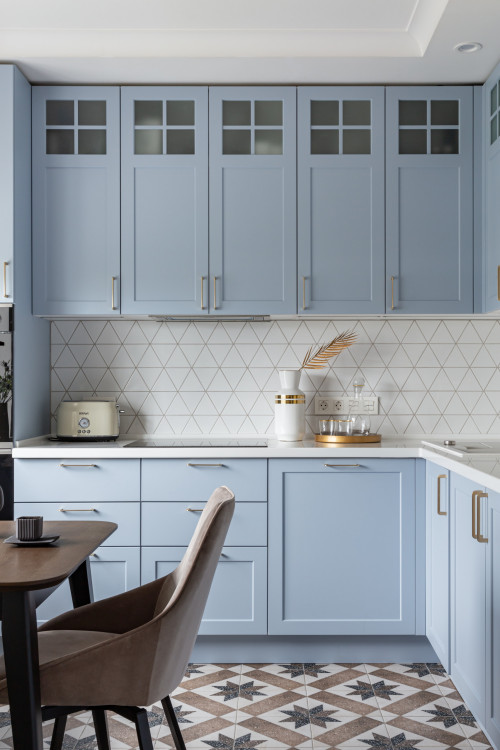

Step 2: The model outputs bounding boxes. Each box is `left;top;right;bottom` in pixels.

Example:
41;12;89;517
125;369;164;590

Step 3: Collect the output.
0;0;499;84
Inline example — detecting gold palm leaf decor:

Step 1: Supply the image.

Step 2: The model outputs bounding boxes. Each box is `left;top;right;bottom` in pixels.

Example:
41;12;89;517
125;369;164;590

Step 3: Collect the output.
300;329;357;370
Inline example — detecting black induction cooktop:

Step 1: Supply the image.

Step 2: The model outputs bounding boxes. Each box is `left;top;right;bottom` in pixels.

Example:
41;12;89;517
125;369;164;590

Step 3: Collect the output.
124;438;268;448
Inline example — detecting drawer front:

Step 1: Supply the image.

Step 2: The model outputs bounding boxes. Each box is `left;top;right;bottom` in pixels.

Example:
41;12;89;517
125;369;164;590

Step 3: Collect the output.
36;546;141;624
141;546;267;635
142;501;267;546
141;458;267;503
14;458;141;502
14;502;140;546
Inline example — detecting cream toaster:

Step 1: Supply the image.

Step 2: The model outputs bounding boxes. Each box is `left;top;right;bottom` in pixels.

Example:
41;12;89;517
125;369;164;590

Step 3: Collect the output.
56;399;120;441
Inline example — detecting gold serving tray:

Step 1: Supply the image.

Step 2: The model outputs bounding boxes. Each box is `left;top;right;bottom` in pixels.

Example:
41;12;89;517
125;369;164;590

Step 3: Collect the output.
314;433;382;444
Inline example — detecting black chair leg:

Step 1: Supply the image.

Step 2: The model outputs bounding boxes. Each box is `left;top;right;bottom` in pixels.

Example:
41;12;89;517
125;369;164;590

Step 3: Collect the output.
161;695;187;750
134;708;154;750
49;715;67;750
92;709;111;750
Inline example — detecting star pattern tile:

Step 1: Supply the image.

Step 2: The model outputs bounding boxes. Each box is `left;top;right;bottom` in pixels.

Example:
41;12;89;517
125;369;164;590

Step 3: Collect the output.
50;318;500;437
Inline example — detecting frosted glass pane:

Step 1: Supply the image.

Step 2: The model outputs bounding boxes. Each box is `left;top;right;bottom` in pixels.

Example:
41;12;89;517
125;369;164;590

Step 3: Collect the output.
431;100;459;126
399;100;427;126
343;129;370;154
343;100;370;126
167;129;195;154
311;129;339;155
46;129;74;154
167;100;194;126
491;85;498;116
311;100;339;126
223;101;251;126
431;129;459;154
78;129;106;155
46;100;74;126
135;101;163;126
255;100;282;126
78;100;106;126
223;129;251;154
135;129;163;154
491;115;498;145
255;129;283;154
399;129;426;154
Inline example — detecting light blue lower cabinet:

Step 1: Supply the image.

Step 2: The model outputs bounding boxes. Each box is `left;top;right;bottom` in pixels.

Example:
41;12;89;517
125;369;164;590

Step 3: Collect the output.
141;546;267;635
268;458;421;635
425;463;450;671
35;546;141;624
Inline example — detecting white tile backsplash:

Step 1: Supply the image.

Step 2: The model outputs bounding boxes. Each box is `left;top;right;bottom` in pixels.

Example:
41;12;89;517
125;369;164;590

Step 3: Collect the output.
51;318;500;437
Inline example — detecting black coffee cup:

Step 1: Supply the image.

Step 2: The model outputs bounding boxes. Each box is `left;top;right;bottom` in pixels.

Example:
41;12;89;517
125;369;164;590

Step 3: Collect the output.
16;516;43;541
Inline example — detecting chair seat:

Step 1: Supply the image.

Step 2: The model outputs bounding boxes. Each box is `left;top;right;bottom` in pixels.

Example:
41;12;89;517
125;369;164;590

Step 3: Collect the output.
0;629;117;703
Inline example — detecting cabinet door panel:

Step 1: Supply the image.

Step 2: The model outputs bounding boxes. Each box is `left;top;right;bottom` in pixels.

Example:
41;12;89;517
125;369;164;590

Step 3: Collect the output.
32;86;120;315
209;87;296;314
36;546;140;624
483;64;500;312
141;546;267;635
298;86;385;314
269;458;418;635
121;87;208;314
426;463;450;671
449;473;486;723
486;490;500;746
386;87;473;313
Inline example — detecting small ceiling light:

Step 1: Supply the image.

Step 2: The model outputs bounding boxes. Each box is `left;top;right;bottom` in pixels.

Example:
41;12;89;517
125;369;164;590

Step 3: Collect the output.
454;42;483;53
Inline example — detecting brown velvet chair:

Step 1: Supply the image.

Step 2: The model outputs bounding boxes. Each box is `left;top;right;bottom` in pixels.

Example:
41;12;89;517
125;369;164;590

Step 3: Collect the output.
0;485;235;750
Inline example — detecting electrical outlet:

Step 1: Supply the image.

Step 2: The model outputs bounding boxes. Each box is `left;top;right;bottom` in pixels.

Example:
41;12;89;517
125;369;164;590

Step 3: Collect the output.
314;395;379;415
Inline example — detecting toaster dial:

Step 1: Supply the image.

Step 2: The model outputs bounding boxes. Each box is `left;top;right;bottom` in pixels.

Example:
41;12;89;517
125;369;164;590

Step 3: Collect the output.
78;417;90;429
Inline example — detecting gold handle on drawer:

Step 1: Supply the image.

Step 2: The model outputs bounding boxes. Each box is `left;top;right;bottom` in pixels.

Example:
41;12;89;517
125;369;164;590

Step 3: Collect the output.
324;463;361;468
90;553;99;558
186;507;203;513
201;276;205;310
498;266;500;301
302;276;306;310
111;276;117;311
187;463;225;467
3;262;8;298
59;464;97;468
477;491;489;543
472;490;480;539
437;474;447;516
59;508;97;512
213;276;217;310
391;276;395;310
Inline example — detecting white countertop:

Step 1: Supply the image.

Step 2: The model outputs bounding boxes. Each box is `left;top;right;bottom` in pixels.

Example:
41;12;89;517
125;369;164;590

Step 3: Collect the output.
12;434;500;494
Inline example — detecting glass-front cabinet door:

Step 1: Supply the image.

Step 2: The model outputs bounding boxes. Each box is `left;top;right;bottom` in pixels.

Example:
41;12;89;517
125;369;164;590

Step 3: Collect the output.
297;87;385;314
209;87;296;314
121;87;209;314
483;64;500;312
32;87;120;315
386;87;474;313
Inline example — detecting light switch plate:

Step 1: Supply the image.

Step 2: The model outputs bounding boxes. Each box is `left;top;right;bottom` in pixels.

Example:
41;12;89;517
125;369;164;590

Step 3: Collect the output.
314;396;379;415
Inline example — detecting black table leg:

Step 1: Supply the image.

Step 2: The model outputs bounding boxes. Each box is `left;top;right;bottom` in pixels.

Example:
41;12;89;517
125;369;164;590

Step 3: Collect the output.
2;590;43;750
68;557;94;608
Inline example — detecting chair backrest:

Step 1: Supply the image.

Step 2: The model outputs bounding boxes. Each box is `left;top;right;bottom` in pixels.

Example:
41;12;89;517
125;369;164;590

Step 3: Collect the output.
147;484;235;701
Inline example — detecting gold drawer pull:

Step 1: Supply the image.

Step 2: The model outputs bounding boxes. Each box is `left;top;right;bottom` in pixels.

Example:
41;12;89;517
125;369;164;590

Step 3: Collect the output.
201;276;205;310
302;276;306;310
391;275;395;310
472;491;480;539
111;276;117;310
90;553;99;558
59;463;97;468
186;507;203;513
324;463;361;468
213;276;217;310
187;463;225;467
437;474;447;516
476;491;489;543
3;262;8;298
59;507;97;512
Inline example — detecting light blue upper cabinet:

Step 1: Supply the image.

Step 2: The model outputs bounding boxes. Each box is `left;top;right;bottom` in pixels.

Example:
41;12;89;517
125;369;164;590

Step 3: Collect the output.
209;87;297;314
298;87;385;314
483;64;500;312
32;86;121;315
121;88;209;314
386;87;474;313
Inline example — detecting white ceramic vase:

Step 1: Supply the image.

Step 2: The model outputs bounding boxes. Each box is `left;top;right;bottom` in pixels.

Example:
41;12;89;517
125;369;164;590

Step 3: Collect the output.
274;369;306;441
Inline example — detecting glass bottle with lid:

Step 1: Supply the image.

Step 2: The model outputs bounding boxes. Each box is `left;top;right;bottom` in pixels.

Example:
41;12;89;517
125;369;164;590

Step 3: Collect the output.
351;379;370;435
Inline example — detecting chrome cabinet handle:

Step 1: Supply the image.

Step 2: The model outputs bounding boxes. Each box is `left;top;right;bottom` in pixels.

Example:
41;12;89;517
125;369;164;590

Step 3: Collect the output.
476;491;489;543
302;276;306;310
111;276;117;310
437;474;447;516
59;463;97;468
187;463;225;467
186;507;203;513
213;276;217;310
324;463;361;468
3;262;8;298
391;275;395;310
201;276;205;310
59;507;97;512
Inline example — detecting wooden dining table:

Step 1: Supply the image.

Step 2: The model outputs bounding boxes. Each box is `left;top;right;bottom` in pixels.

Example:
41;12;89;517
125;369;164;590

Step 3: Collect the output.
0;519;117;750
